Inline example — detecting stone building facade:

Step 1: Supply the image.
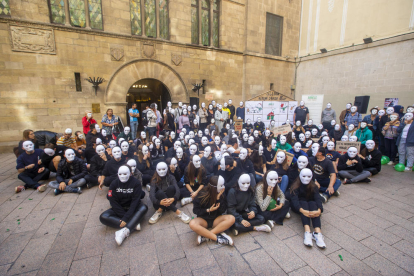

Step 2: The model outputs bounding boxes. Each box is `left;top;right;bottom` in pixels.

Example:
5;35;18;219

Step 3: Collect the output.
0;0;301;146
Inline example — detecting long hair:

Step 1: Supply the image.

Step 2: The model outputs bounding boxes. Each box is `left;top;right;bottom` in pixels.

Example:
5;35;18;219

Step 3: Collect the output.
199;176;221;207
289;176;317;199
286;132;294;145
249;150;263;171
186;158;205;186
137;144;150;168
261;171;281;200
273;154;289;171
23;129;36;141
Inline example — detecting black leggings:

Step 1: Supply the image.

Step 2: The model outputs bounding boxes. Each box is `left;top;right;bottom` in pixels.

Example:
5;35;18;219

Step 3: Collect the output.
364;167;378;176
99;203;148;232
258;200;290;225
233;212;265;233
292;201;321;228
85;175;99;187
104;175;118;187
142;174;153;185
179;186;192;199
153;185;178;212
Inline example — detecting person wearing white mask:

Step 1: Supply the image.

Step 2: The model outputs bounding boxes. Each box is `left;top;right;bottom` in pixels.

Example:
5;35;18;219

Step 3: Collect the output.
276;135;292;151
227;174;270;235
180;155;207;206
246;136;257;152
15;141;50;194
149;162;191;224
175;146;190;174
321;102;336;130
264;139;277;169
243;119;254;134
343;124;357;139
201;146;218;178
119;140;134;161
271;151;290;193
286;155;310;188
99;146;125;189
198;102;208;130
236;101;245;122
82;110;97;135
85;144;110;188
136;144;155;190
151;138;165;162
288;142;308;164
341;135;349;142
255;170;291;228
190;175;235;246
253;117;265;134
38;143;62;176
99;165;148;246
308;147;341;203
236;148;256;186
363;107;379;133
293;101;310;125
199;136;209;151
344;105;362;129
218;156;243;194
188;106;196;128
382;112;400;164
359;140;382;175
227;99;236;122
269;120;277;132
304;119;317;132
397;113;414;171
293;121;306;141
48;149;87;195
117;126;133;144
329;123;343;143
214;104;227;132
355;119;373;148
207;118;219;135
325;141;341;166
174;101;184;124
177;106;191;133
339;103;353;133
337;147;371;184
222;102;231;124
289;168;326;248
57;128;79;150
163;132;175;152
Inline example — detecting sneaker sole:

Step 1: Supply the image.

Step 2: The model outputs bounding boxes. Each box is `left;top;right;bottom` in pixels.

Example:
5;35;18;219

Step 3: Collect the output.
266;220;274;229
304;243;313;247
220;232;234;246
312;236;326;249
37;185;47;193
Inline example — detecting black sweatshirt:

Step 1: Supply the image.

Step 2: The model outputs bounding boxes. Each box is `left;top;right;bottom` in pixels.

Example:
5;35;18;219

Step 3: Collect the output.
193;193;227;220
290;184;323;213
362;149;382;172
136;158;154;175
89;153;111;177
337;153;363;172
236;159;255;176
183;166;207;191
218;165;242;190
149;174;180;205
227;188;257;223
102;158;125;177
108;177;142;222
201;157;218;177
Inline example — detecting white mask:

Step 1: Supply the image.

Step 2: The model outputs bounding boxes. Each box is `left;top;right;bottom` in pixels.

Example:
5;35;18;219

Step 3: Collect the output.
292;132;296;140
280;135;286;145
341;136;349;141
348;124;355;131
243;134;249;142
176;147;183;158
407;107;414;113
109;140;117;149
201;102;205;108
188;106;192;112
247;119;251;124
156;162;168;177
248;136;254;145
242;129;247;135
179;133;185;140
189;144;198;155
327;141;335;151
327;103;332;109
220;144;227;153
306;140;313;147
192;155;201;168
198;130;203;137
297;156;308;169
220;157;226;171
300;101;305;106
321;131;328;137
405;113;413;121
276;152;285;164
124;127;130;135
118;166;131;183
238;174;251;191
155;139;161;147
209;105;213;110
212;101;216;106
271;139;277;149
305;131;311;139
174;141;181;150
271;121;275;126
193;105;197;111
171;157;178;168
44;148;55;156
95;125;100;133
378;110;385;116
112;147;122;159
87;112;92;118
308;120;313;126
127;159;137;173
265;130;270;137
185;135;190;143
349;136;358;142
318;124;323;130
228;100;232;105
142;145;149;155
203;146;211;158
101;129;107;137
23;141;34;152
141;131;146;139
240;102;243;107
254;130;259;137
390;115;398;121
299;133;305;142
334;124;340;131
258;145;264;156
226;124;230;130
183;109;188;115
311;143;320;156
266;171;278;187
65;149;76;162
239;148;248;160
215;151;222;161
365;140;375;150
347;147;358;158
214;136;221;146
170;132;176;139
149;144;154;151
201;137;208;146
204;129;209;136
322;136;330;144
386;107;394;115
331;120;336;126
311;129;318;136
179;102;183;107
96;145;105;155
224;103;228;108
258;117;262;123
361;122;367;129
121;141;129;152
300;168;313;185
217;176;225;193
65;128;72;135
346;103;352;109
351;106;357;113
168;101;172;107
95;138;103;145
371;109;378;115
211;118;215;124
296;121;301;126
189;131;195;139
78;134;84;140
294;142;302;153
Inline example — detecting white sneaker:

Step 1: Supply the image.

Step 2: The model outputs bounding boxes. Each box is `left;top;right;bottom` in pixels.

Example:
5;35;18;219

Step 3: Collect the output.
197;235;209;245
217;232;234;246
232;228;239;236
312;232;326;248
304;232;313;247
255;224;272;233
149;211;163;224
115;227;130;246
387;161;394;165
285;212;291;219
177;211;191;224
181;197;193;206
405;167;412;171
266;220;275;229
135;223;141;231
146;184;151;192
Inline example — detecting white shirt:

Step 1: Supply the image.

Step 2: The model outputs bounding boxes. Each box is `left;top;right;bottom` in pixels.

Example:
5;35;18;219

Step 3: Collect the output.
402;124;411;139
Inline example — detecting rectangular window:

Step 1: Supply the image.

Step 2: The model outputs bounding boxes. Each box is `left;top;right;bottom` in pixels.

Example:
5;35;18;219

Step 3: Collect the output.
130;0;142;35
0;0;10;16
265;13;283;56
145;0;156;37
201;0;210;46
75;73;82;92
88;0;103;30
49;0;65;23
69;0;86;27
191;0;198;44
212;0;219;47
159;0;169;39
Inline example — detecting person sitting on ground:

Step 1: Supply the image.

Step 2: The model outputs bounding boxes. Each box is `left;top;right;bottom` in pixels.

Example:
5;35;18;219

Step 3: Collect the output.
255;171;291;228
337;147;371;184
355;119;373;148
201;146;218;179
329;124;343;142
16;129;40;156
85;124;103;148
270;151;290;193
308;147;341;203
276;135;292;151
15;141;49;193
343;124;357;139
99;146;125;189
120;141;135;161
85;145;110;189
57;128;78;150
236;148;256;183
227;174;271;236
48;149;87;195
75;131;87;149
264;139;277;170
190;175;235;246
99;165;148;246
325;141;341;170
359;140;382;176
288;142;308;164
243;119;254;134
165;157;183;187
117;126;133;144
250;149;266;183
290;169;326;248
39;143;62;173
136;145;155;191
218;156;242;193
293;121;306;139
82;110;97;135
180;155;208;206
149;162;191;224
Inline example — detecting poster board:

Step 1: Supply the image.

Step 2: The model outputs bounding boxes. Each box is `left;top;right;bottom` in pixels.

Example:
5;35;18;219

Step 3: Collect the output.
277;149;294;166
272;124;292;136
335;141;361;155
384;98;398;108
234;119;243;132
301;95;324;125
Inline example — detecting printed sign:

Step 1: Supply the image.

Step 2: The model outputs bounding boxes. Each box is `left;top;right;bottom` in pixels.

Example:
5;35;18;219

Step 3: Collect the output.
335;141;361;154
234;119;243;132
272;124;292;136
277;149;295;166
384;98;398;108
301;94;324;125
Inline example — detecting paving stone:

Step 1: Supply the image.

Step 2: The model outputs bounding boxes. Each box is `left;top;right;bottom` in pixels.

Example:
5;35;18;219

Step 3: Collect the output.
74;186;98;204
332;270;350;276
243;248;287;275
14;209;51;233
69;255;102;276
344;205;394;229
232;232;262;254
129;242;160;276
323;213;371;241
254;232;306;273
284;235;342;276
0;219;19;244
363;253;412;276
178;231;217;271
368;206;414;232
365;198;414;220
192;264;224;276
360;236;414;274
324;202;353;218
272;224;298;240
49;194;77;214
37;249;75;276
392;239;414;259
385;225;414;241
85;203;110;229
0;230;35;266
327;249;380;276
0;264;11;275
99;245;130;276
160;258;192;276
211;245;255;276
32;210;69;239
154;226;185;265
33;189;61;211
288;266;318;276
73;225;106;260
49;220;86;254
64;202;92;224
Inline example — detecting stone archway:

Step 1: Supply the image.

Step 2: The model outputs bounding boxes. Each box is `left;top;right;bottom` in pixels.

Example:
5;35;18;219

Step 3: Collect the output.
105;59;189;105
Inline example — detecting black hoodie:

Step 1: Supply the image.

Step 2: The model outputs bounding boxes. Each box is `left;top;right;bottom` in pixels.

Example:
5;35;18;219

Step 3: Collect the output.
362;149;382;172
90;153;111;177
102;157;125;177
108;176;142;222
337;153;363;172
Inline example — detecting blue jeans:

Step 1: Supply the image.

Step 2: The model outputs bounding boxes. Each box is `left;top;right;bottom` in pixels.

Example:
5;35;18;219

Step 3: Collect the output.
318;178;341;198
130;121;138;140
278;175;288;193
255;174;263;184
147;127;156;137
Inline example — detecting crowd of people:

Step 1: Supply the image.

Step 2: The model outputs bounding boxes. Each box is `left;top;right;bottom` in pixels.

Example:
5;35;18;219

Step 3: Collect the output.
15;100;414;248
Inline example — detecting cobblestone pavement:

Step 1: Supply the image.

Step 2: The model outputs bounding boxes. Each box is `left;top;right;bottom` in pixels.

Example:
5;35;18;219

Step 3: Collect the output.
0;152;414;276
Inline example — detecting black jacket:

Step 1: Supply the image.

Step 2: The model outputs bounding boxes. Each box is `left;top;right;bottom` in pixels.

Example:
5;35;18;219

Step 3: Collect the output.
85;131;103;148
90;153;111;177
253;122;265;133
108;177;142;222
183;166;207;191
218;165;242;191
362;149;382;172
337;153;363;172
236;159;255;176
227;187;257;223
290;184;323;213
102;158;125;177
150;174;180;205
193;192;227;220
56;157;87;183
228;105;235;120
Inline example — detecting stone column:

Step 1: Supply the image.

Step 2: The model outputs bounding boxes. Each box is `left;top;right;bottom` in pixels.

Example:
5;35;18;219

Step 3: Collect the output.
64;0;71;26
84;0;91;29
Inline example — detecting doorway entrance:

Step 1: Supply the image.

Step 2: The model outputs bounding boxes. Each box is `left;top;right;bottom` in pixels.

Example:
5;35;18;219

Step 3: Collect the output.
125;78;171;131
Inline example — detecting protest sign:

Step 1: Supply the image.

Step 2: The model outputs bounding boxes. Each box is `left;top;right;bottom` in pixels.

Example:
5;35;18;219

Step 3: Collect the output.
335;141;361;154
234;119;243;132
272;124;292;137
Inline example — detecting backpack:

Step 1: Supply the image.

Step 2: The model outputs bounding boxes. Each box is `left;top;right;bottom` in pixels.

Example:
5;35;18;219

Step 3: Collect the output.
142;111;148;126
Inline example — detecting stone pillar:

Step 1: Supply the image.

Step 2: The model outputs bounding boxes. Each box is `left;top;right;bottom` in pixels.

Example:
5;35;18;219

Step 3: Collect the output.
209;0;213;46
141;0;146;37
84;0;91;29
64;0;71;26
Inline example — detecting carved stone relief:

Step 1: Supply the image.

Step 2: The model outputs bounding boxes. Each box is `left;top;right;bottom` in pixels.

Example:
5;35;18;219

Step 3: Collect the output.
171;53;182;66
142;42;156;59
110;47;124;61
9;25;56;55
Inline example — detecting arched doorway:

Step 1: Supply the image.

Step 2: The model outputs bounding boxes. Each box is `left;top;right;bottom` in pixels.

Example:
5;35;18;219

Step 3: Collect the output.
125;78;171;130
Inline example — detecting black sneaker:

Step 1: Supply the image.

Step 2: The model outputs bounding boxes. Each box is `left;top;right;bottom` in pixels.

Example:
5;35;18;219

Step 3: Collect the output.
343;179;352;185
76;187;82;194
217;233;234;246
86;183;92;189
333;191;340;196
364;178;371;183
54;189;61;196
319;193;328;203
197;235;209;245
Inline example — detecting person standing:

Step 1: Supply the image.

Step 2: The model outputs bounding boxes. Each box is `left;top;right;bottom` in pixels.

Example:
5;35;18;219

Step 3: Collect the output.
294;101;310;125
101;109;119;139
397;113;414;171
128;103;140;140
82;110;97;135
344;106;362;129
339;103;352;133
198;103;208;130
228;99;236;122
215;104;226;132
321;103;336;131
236;102;245;122
146;103;158;137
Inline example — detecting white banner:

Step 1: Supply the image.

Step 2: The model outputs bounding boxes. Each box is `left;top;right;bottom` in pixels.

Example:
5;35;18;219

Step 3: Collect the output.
301;95;324;125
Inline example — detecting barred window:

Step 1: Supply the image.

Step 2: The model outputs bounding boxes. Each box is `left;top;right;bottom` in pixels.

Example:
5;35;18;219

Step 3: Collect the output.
265;13;283;56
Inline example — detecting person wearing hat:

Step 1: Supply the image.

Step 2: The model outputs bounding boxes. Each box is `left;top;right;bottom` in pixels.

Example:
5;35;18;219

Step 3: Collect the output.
56;128;78;150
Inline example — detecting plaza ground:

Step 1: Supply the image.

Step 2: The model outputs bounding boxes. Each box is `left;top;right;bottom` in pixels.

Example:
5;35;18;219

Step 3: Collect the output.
0;152;413;276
